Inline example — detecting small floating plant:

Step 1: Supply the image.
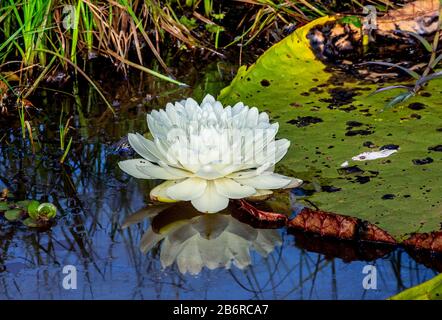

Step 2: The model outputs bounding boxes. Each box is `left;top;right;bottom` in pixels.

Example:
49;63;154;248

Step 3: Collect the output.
0;190;57;229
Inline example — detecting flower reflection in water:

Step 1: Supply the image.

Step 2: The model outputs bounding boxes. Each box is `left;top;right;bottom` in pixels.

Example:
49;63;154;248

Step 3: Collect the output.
123;202;281;275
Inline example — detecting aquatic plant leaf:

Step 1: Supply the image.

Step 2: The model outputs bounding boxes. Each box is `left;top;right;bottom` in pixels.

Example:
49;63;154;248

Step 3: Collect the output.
4;209;22;221
16;200;31;209
390;273;442;300
339;16;362;28
386;91;414;108
219;16;442;239
429;53;442;69
27;200;40;219
0;202;9;211
416;70;442;86
23;218;39;228
37;203;57;219
372;85;410;94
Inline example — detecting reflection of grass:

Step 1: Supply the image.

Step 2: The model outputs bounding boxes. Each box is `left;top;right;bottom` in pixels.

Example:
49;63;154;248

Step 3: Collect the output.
0;174;437;299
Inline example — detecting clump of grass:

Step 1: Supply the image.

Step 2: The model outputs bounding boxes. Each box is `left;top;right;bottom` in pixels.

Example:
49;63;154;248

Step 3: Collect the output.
0;1;400;82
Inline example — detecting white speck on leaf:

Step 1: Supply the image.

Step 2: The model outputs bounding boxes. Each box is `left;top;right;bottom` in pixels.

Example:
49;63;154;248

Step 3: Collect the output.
351;149;398;161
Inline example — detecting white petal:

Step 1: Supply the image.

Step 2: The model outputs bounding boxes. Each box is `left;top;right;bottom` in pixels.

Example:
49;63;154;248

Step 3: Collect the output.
284;177;303;189
227;169;260;179
254;139;290;166
165;103;180;125
118;159;153;179
246;189;273;201
150;181;181;202
195;164;225;180
212;101;223;116
133;132;166;161
185;97;199;114
201;94;216;105
246;107;259;127
127;133;158;162
258;112;269;124
136;162;184;180
226;161;274;179
147;114;162;139
166;177;207;201
242;125;279;166
158;161;193;178
274;138;290;163
191;181;229;213
234;173;291;189
232;102;245;115
214;178;256;199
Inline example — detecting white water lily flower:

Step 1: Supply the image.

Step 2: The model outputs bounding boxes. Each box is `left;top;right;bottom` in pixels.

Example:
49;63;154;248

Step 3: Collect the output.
118;94;302;213
141;213;281;275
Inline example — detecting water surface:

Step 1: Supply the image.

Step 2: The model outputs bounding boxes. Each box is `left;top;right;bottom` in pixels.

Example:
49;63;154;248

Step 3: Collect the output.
0;59;440;300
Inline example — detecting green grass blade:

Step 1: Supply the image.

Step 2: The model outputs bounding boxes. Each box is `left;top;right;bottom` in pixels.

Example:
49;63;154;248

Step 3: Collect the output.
362;61;421;79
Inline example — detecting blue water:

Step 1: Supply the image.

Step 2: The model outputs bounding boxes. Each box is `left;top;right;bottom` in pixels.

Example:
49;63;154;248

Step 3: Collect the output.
0;158;438;299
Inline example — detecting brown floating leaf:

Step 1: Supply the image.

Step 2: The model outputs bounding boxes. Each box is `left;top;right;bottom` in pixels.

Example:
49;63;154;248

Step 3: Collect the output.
358;221;397;244
403;231;442;252
288;208;397;244
233;200;442;253
289;208;357;240
232;199;288;229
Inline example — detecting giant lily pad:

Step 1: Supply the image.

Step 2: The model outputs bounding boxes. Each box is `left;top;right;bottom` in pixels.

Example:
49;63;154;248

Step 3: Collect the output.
390;273;442;300
219;16;442;240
